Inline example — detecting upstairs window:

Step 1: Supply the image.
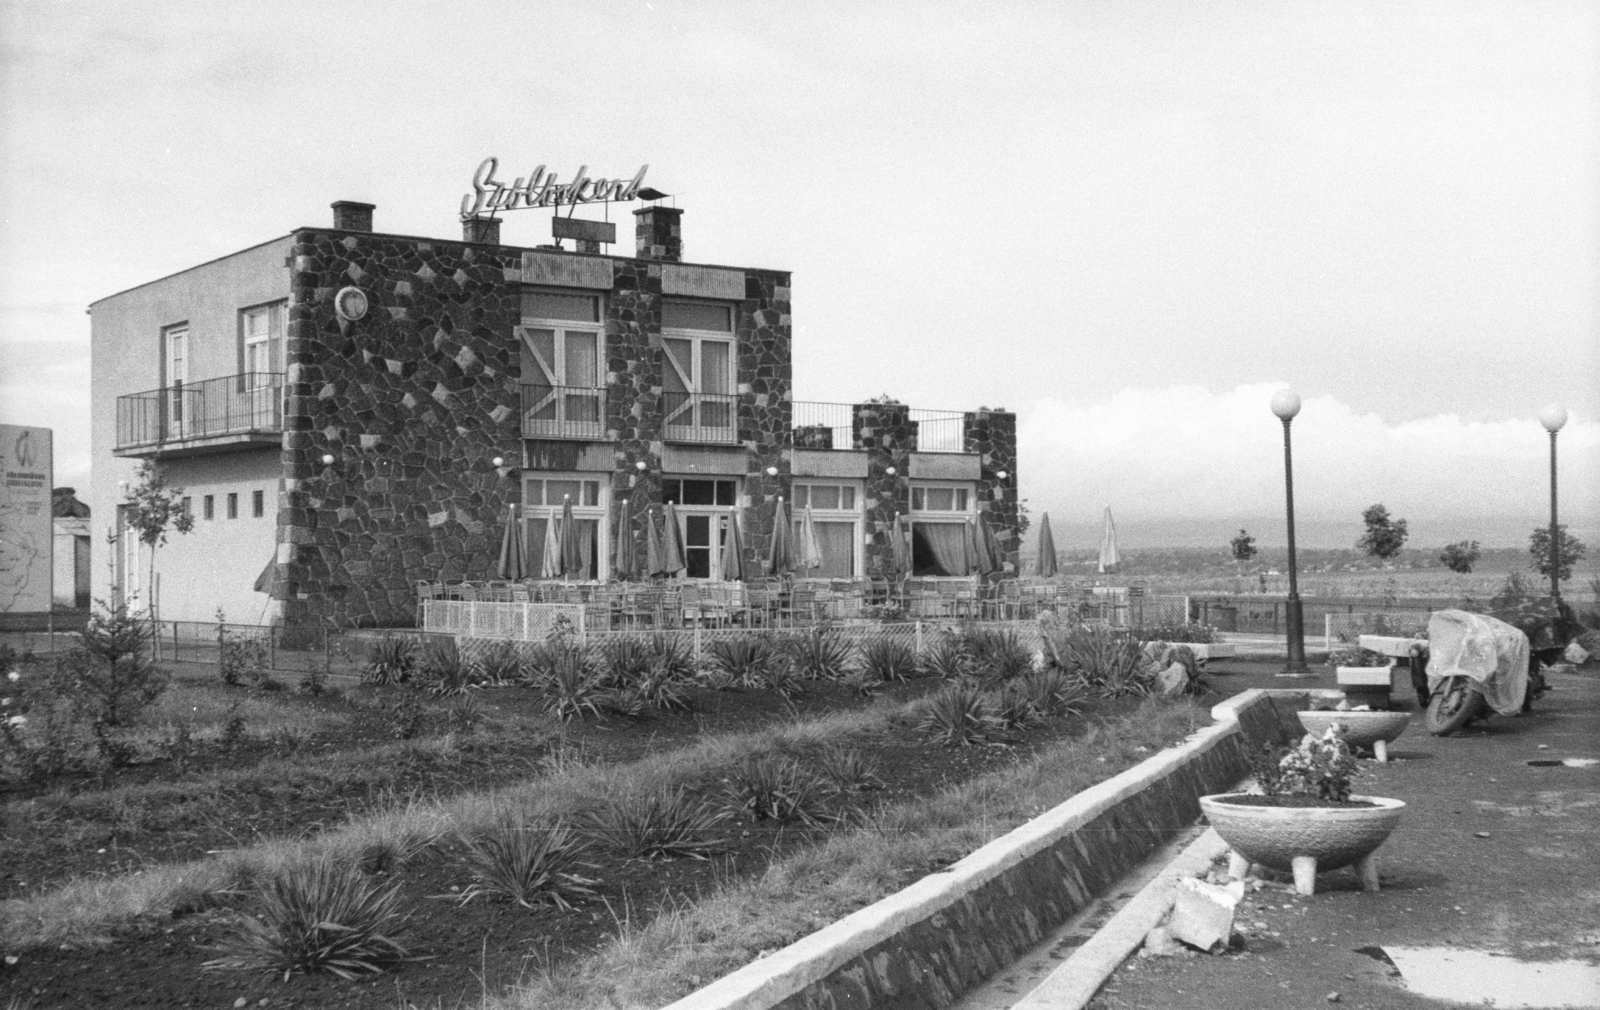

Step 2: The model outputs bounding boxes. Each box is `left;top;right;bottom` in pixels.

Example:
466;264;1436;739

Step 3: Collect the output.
519;289;602;436
242;301;285;381
661;299;735;439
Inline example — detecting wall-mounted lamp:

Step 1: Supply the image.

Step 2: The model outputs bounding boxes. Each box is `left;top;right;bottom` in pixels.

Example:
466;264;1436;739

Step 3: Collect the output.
765;466;779;477
885;466;897;476
320;453;336;466
492;456;504;467
635;460;648;471
996;470;1009;480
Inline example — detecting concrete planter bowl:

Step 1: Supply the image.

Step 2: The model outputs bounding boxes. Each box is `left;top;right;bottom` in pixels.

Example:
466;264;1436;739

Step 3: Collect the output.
1200;793;1406;896
1296;710;1412;762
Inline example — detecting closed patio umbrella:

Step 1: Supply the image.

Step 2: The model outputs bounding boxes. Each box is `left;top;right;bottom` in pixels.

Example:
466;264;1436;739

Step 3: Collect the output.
646;509;667;578
661;501;687;577
978;512;1004;574
720;508;747;582
558;495;584;578
1035;512;1058;578
767;497;795;575
798;505;825;573
1098;506;1120;575
613;501;639;581
967;517;996;575
890;513;912;578
496;502;526;580
539;511;562;579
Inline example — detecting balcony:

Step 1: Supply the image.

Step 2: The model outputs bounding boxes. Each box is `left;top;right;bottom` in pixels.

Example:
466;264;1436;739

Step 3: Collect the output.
662;391;738;444
521;383;605;440
115;373;284;458
792;401;968;453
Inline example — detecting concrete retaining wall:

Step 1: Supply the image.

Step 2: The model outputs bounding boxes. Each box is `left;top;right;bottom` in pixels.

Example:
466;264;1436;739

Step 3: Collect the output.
664;690;1311;1010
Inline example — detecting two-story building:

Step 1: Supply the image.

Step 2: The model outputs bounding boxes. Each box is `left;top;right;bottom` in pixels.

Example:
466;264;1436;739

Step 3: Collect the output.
90;197;1019;628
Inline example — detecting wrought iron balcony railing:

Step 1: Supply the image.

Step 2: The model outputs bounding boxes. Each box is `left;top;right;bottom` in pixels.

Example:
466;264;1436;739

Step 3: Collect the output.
521;382;606;440
116;373;284;450
789;401;969;453
661;391;738;444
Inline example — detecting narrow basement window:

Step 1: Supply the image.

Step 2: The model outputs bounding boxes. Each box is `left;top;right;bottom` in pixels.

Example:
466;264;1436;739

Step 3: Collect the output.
227;492;238;519
252;490;264;518
203;495;214;520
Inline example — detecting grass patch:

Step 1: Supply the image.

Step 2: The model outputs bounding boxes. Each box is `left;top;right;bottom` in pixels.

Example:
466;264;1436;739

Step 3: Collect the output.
500;697;1207;1010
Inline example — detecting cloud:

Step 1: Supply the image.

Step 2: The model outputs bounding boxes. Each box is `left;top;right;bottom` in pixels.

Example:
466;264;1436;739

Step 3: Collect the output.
1019;383;1599;542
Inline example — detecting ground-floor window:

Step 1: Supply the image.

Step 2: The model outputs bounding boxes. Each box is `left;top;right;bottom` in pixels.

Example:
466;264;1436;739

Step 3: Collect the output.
909;480;976;576
522;473;609;579
793;481;862;579
663;477;739;579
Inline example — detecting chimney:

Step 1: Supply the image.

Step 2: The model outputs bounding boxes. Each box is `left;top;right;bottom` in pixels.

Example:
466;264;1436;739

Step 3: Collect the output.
331;201;375;233
634;206;683;262
463;216;501;245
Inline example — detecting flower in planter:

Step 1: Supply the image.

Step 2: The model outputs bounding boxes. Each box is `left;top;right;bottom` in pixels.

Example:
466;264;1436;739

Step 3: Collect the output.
1251;727;1359;803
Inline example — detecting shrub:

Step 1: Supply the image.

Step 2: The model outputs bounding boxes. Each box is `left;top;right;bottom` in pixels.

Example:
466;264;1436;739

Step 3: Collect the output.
539;645;602;722
379;691;425;740
474;641;524;686
724;756;830;825
759;655;806;700
586;788;728;860
636;658;693;712
915;683;1000;746
1250;727;1360;802
74;603;168;725
457;815;597;910
1;659;97;784
443;692;485;735
203;859;410;981
1017;667;1085;718
646;633;696;682
919;636;972;681
1049;625;1152;698
815;746;883;793
415;638;472;698
786;629;855;681
966;628;1033;684
218;631;267;687
858;637;916;683
841;666;881;698
600;637;654;689
1130;623;1217;645
596;686;647;720
363;636;415;685
707;636;776;688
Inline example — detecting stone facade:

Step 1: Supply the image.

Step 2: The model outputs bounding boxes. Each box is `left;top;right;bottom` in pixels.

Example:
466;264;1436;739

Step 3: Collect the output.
965;409;1021;573
854;402;915;579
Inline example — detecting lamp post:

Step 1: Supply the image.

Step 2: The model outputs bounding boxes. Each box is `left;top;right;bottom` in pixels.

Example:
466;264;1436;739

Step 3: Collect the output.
1539;404;1567;602
1271;388;1310;675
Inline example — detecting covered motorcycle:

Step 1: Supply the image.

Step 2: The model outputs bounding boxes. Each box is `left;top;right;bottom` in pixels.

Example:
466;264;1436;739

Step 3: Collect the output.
1423;608;1530;736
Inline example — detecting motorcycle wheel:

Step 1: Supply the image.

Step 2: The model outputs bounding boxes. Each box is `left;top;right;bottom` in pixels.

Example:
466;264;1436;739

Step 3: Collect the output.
1426;676;1481;736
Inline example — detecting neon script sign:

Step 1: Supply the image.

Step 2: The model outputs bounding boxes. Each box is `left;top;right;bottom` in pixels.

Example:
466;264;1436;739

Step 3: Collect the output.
460;157;649;219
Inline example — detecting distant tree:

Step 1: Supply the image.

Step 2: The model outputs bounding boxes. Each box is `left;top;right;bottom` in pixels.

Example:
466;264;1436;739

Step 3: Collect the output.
1439;540;1481;574
1230;529;1258;572
1528;524;1586;583
1357;504;1408;561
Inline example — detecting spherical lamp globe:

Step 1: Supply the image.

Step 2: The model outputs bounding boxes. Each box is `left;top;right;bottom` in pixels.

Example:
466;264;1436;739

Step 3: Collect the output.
1539;404;1568;433
1270;388;1302;422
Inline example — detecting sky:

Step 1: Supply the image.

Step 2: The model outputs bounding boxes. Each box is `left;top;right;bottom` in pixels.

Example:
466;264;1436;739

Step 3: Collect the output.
1;0;1596;551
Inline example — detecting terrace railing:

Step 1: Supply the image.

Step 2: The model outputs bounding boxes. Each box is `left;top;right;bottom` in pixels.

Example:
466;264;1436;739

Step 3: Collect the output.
908;408;966;453
661;391;738;444
790;401;970;453
116;372;284;450
520;382;605;440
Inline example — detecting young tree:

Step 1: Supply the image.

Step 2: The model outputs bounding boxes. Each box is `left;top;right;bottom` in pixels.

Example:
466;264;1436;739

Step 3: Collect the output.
74;599;168;725
1439;540;1481;574
1230;529;1258;572
1357;504;1408;561
123;460;195;618
1529;524;1586;583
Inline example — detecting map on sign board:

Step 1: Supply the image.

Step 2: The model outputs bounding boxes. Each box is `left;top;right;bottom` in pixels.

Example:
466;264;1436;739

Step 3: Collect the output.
0;424;53;614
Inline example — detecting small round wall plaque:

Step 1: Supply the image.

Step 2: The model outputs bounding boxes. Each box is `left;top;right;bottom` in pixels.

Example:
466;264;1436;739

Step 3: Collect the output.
334;286;369;322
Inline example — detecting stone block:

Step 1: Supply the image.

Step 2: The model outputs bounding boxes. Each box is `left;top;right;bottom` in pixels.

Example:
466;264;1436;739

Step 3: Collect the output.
1168;877;1243;952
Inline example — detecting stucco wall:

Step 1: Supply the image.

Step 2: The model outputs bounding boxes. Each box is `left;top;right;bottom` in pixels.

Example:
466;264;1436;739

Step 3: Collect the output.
88;237;293;615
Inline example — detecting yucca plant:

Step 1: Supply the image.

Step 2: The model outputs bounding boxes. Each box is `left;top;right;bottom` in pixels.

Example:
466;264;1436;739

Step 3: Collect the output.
859;637;917;683
597;686;647;720
916;683;1001;746
1017;667;1086;718
841;666;881;698
457;814;597;911
707;635;775;688
918;636;973;681
473;641;525;686
992;684;1045;730
1050;626;1152;698
362;636;415;685
786;628;855;681
759;655;806;700
636;658;693;712
600;637;654;689
815;746;884;793
586;787;729;860
647;632;696;682
416;638;471;697
204;859;410;981
538;645;602;722
966;628;1033;684
724;756;830;825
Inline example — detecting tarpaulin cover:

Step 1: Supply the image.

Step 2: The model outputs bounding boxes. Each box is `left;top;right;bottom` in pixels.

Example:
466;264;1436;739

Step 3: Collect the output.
1426;608;1530;717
